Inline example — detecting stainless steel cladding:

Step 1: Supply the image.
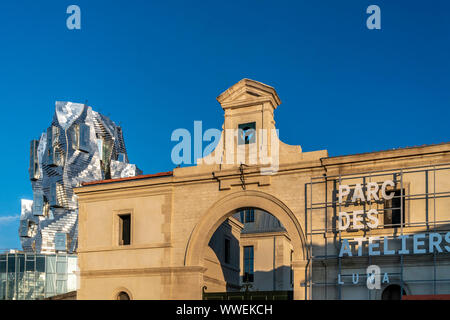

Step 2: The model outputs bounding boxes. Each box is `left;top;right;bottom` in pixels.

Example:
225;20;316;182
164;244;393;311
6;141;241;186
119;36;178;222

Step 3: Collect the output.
19;101;142;254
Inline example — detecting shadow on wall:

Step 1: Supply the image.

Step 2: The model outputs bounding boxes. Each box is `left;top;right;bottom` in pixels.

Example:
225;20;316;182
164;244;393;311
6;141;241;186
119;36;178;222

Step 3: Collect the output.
205;221;294;293
238;267;293;292
204;220;242;292
202;267;294;295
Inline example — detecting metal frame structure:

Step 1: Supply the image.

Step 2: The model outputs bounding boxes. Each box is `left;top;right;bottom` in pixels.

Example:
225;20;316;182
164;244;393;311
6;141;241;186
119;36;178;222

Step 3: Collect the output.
305;163;450;299
0;252;77;300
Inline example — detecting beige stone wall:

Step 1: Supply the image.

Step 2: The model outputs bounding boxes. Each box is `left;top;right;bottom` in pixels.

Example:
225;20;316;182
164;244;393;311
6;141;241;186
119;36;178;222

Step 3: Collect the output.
240;232;293;291
203;218;242;292
74;78;450;300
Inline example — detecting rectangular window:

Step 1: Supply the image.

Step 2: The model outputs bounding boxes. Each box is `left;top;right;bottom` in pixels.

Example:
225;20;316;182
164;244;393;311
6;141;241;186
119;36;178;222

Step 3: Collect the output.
224;238;230;264
243;246;254;283
96;138;104;159
119;214;131;245
240;209;255;223
238;122;256;145
245;209;254;223
384;189;405;228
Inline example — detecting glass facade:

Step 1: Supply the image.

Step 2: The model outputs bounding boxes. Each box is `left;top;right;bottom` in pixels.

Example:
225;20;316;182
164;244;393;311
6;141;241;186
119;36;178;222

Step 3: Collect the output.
0;253;77;300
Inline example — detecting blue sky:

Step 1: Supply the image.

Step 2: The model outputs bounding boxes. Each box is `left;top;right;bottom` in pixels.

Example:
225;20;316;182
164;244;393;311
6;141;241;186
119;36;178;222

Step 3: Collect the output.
0;0;448;250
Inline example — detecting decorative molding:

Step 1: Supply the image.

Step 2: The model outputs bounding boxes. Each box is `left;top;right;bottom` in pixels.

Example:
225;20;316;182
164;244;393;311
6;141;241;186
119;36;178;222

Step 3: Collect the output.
78;242;171;253
217;175;271;190
81;266;207;278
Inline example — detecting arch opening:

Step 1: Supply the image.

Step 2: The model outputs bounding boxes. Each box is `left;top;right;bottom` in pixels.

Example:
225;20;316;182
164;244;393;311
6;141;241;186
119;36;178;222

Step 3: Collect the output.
184;190;308;300
116;291;131;300
203;207;295;297
382;284;406;300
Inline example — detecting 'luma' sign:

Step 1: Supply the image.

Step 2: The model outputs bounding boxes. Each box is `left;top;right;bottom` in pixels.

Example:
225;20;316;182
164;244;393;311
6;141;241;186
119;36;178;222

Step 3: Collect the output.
337;180;450;257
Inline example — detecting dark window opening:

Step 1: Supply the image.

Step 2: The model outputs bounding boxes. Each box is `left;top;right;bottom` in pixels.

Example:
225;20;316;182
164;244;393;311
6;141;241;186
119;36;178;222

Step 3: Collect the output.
119;214;131;246
384;189;405;228
243;246;254;283
117;291;130;300
240;208;255;223
238;122;256;145
36;256;45;272
224;238;230;264
382;284;406;300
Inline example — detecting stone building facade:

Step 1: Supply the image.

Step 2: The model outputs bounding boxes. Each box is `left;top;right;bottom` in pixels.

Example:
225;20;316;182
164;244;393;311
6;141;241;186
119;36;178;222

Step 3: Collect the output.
204;209;293;294
74;79;450;300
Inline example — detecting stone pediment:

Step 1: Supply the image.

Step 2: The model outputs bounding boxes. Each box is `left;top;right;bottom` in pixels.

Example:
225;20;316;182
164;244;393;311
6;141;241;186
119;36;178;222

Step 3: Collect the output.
217;78;281;110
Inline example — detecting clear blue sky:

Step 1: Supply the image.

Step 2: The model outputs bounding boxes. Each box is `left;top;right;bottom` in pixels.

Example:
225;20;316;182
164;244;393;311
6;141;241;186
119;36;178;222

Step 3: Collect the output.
0;0;448;250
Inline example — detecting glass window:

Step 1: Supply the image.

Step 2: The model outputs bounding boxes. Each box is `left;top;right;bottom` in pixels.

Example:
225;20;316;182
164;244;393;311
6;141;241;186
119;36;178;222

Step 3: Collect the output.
7;256;15;273
384;189;405;228
79;124;90;152
67;274;77;292
17;255;24;273
240;209;255;223
46;256;56;274
97;138;103;158
7;274;15;300
0;260;6;273
70;124;80;150
45;273;56;297
36;275;45;295
243;246;254;283
245;209;254;223
0;279;6;300
67;257;77;273
36;256;45;273
56;280;66;294
56;260;67;274
224;238;230;264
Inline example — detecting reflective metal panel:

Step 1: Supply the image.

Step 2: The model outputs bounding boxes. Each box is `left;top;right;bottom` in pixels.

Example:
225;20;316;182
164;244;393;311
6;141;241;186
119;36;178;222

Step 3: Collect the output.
54;233;67;252
20;101;142;254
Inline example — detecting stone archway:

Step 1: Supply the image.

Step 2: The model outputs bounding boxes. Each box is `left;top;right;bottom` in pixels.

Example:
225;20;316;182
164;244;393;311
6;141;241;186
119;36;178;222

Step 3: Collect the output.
184;190;309;300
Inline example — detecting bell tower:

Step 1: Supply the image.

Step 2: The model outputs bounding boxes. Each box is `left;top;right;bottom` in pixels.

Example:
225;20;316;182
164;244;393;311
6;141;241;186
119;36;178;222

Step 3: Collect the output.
217;78;281;134
199;78;304;172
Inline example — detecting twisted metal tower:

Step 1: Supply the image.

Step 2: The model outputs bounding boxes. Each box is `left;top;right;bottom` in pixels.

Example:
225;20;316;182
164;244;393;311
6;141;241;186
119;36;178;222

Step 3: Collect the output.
19;101;141;254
